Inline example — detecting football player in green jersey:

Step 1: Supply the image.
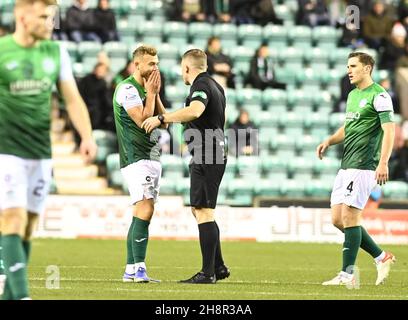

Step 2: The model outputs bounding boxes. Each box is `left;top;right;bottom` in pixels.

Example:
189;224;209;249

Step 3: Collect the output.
112;45;167;283
0;0;97;300
317;52;396;286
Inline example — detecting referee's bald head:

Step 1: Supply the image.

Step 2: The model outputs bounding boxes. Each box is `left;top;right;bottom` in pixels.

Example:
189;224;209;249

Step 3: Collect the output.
182;49;208;71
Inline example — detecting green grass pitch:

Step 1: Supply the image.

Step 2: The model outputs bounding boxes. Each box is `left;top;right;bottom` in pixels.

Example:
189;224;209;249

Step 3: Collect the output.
29;239;408;300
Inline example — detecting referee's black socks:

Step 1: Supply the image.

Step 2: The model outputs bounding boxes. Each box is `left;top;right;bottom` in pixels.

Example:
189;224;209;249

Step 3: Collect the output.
214;221;224;267
198;221;218;276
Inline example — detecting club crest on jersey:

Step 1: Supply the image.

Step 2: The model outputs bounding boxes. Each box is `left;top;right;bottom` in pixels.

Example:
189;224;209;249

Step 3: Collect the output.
359;99;367;108
43;58;56;74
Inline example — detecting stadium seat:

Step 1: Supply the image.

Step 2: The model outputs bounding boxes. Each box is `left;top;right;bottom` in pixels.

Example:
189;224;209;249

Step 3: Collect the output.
270;135;296;158
258;112;280;129
237;156;261;178
261;156;287;175
137;20;163;44
274;4;295;23
263;24;288;49
313;157;340;175
274;66;298;86
262;89;287;111
304;48;330;71
280;180;305;198
288;26;312;49
288;157;314;181
189;22;213;48
329;47;353;70
213;24;238;48
296;68;323;92
145;0;167;22
286;89;314;113
236;88;262;112
159;177;177;195
238;24;263;49
93;130;118;164
106;153;121;186
176;178;191;196
305;180;332;198
279;112;304;137
329;113;345;130
110;57;128;74
254;179;281;197
227;179;254;206
166;86;189;106
382;181;408;200
163;21;188;46
58;41;78;62
312;91;333;114
313;26;339;49
295;135;321;154
278;47;304;69
78;41;103;60
160;154;184;178
103;41;128;59
229;46;254;76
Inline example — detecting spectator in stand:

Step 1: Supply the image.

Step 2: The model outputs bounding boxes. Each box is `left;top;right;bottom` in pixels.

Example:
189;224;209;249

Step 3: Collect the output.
250;0;283;26
205;36;235;89
395;41;408;120
389;120;408;181
380;22;406;71
228;109;259;157
348;0;373;18
78;62;114;132
229;0;257;25
297;0;330;27
52;9;69;41
246;43;286;90
94;0;119;43
379;77;400;115
66;0;100;43
169;0;206;22
362;1;394;50
338;20;366;49
111;60;135;91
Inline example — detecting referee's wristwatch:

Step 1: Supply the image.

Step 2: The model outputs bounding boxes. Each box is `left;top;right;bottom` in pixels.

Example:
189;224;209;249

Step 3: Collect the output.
158;114;165;124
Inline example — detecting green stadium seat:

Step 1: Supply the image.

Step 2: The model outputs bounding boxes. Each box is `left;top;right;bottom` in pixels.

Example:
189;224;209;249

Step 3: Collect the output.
137;20;162;44
313;26;339;49
286;89;314;113
261;155;287;173
176;178;190;196
106;153;120;172
262;89;287;111
382;181;408;200
254;179;281;197
258;112;280;129
270;135;296;158
163;21;188;46
166;86;189;106
109;170;124;188
159;178;177;195
279;112;304;137
237;156;261;178
82;56;99;71
226;106;239;125
296;68;322;92
236;88;262;113
288;157;314;181
93;130;118;163
305;180;332;198
280;180;305;198
238;24;263;49
103;41;128;59
313;157;340;175
227;179;254;206
274;4;294;23
213;24;238;48
189;22;213;47
274;66;298;86
230;46;253;76
224;156;237;177
278;47;304;69
145;0;167;22
110;57;128;74
1;10;14;27
288;26;312;49
372;69;390;83
304;48;330;71
295;135;320;154
329;47;353;69
263;24;288;49
313;91;333;114
329;113;345;130
160;154;184;177
78;41;103;59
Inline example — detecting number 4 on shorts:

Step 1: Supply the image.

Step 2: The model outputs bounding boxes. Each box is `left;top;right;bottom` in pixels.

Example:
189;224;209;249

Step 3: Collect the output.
346;181;354;192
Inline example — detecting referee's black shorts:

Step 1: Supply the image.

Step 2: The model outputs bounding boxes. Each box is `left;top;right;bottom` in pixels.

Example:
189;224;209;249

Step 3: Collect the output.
189;162;226;209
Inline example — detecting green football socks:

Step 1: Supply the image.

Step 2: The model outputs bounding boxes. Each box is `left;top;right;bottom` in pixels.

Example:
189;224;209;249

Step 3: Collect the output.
342;226;362;274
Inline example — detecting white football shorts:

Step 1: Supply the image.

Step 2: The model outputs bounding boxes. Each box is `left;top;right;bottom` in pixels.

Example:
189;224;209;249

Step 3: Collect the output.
330;168;377;210
0;154;52;215
121;159;162;205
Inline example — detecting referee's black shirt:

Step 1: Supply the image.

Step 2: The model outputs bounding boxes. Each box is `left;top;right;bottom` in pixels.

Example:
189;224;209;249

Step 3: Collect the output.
184;72;226;164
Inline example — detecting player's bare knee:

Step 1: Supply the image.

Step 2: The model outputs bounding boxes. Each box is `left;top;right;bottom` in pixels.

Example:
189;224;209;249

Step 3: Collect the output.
134;199;154;221
331;217;344;230
1;208;27;236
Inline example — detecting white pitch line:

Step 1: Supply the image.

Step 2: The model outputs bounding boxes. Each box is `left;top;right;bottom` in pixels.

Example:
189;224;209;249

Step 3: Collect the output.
29;286;408;299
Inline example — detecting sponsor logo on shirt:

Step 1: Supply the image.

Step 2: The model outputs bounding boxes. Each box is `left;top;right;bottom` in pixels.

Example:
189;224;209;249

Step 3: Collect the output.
42;58;56;74
345;111;361;122
359;99;367;108
192;91;207;100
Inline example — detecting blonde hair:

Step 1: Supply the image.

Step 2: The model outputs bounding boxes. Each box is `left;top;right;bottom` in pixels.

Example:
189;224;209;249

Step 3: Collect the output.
132;45;158;61
182;49;207;71
15;0;57;7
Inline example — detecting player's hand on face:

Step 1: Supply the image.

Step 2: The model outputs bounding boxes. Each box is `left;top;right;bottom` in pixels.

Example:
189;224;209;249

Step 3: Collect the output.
80;138;98;164
142;116;161;133
375;163;389;185
316;141;329;160
146;70;160;95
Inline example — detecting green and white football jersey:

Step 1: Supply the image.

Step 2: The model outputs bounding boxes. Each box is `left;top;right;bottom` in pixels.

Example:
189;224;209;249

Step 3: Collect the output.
0;35;65;159
113;76;160;168
342;82;394;170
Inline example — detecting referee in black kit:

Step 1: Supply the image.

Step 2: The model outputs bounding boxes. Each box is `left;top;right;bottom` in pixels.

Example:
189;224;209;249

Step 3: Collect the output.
142;49;230;284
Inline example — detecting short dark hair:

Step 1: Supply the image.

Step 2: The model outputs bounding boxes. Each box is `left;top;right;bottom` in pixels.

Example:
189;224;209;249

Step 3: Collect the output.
15;0;57;6
207;36;220;47
348;52;375;72
132;45;157;61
